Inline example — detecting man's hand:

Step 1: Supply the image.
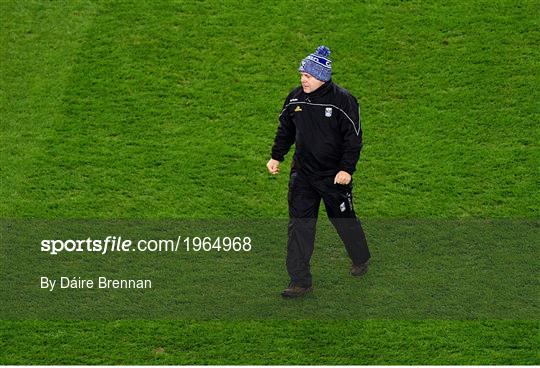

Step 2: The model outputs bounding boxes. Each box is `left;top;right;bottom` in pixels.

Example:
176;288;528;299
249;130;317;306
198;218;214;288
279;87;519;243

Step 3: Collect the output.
267;159;281;175
334;170;351;185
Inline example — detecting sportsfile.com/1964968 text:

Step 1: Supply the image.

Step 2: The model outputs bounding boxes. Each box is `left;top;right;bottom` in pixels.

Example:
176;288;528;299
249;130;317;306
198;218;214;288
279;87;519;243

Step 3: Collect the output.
40;236;252;255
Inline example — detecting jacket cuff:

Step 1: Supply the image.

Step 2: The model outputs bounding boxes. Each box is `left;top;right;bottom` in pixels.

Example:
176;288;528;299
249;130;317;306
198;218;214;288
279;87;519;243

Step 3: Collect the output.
338;166;355;175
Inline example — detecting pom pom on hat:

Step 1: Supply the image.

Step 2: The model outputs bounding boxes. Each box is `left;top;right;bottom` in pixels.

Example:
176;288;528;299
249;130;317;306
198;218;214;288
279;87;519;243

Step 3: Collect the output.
315;45;331;57
299;45;332;82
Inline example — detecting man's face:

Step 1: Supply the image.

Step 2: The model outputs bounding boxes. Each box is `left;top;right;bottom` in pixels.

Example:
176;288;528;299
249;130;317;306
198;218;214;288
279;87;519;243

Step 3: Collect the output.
300;72;325;93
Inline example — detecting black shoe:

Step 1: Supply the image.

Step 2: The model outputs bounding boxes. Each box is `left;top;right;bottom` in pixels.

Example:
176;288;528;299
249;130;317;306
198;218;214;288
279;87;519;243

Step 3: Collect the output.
351;260;370;277
281;283;313;298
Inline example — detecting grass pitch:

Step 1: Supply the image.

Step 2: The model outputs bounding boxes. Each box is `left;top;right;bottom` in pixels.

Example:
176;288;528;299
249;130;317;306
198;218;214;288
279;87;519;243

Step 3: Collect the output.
1;0;538;364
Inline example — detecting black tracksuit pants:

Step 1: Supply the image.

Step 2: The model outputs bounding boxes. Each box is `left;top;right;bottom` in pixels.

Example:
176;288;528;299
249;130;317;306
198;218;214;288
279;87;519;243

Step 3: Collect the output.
287;170;370;287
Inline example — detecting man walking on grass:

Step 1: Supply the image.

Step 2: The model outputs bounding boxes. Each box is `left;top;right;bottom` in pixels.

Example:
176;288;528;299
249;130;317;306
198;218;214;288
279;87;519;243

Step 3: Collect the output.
267;46;371;298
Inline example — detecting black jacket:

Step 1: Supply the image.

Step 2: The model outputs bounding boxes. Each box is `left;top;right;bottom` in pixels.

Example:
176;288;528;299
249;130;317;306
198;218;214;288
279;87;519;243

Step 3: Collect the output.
271;80;363;177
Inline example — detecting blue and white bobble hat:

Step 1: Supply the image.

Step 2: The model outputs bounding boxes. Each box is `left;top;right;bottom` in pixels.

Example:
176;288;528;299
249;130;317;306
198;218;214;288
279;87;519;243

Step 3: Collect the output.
299;46;332;82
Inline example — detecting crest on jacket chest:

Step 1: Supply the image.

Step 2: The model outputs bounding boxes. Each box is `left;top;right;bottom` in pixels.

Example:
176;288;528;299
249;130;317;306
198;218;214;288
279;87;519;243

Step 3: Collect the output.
325;107;333;117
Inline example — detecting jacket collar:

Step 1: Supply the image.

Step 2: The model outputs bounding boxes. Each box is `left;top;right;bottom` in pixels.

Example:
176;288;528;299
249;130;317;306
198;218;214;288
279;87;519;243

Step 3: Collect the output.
304;79;333;100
